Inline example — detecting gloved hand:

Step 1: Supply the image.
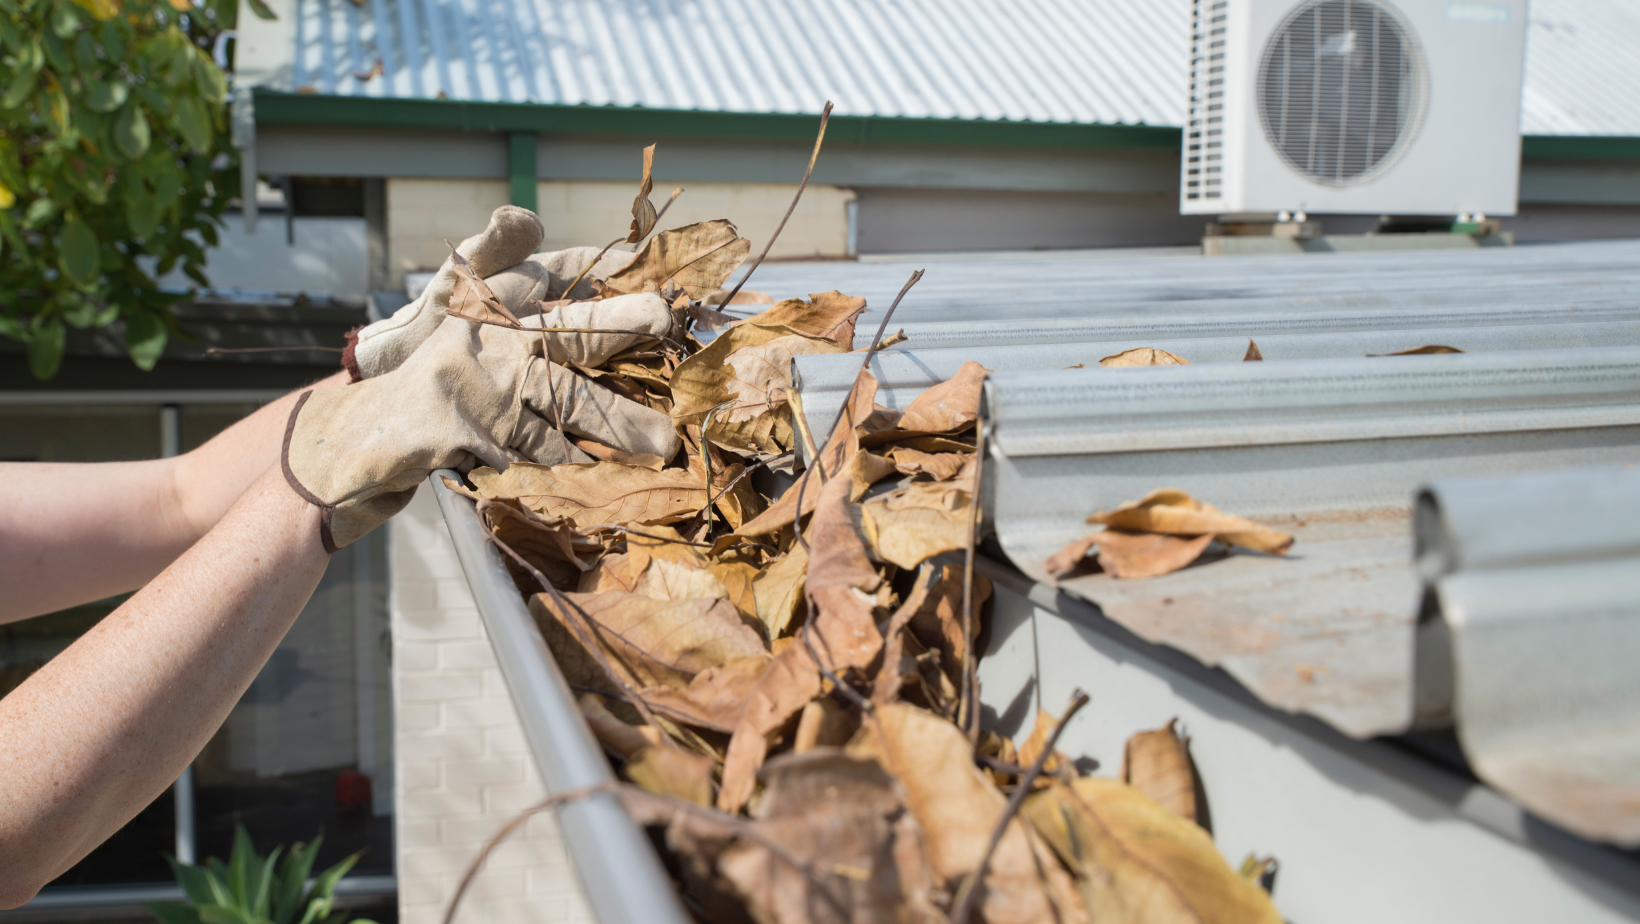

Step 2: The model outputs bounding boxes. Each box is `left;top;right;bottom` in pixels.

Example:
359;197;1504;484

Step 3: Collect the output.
348;206;637;380
284;293;682;551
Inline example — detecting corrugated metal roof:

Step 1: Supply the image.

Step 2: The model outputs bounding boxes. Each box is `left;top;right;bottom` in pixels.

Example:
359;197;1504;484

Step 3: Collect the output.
272;0;1186;126
251;0;1640;136
1520;0;1640;136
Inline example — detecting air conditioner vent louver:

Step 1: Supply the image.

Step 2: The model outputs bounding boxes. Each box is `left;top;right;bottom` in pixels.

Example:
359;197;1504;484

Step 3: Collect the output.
1185;0;1228;200
1256;0;1428;186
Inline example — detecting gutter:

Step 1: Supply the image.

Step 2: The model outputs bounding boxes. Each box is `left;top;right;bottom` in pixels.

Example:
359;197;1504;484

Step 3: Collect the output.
429;473;690;924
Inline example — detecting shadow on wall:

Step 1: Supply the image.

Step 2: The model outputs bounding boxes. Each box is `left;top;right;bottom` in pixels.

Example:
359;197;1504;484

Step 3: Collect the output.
855;189;1640;253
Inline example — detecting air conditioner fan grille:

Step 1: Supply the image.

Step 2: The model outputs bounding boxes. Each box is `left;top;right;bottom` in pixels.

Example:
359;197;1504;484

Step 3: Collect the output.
1257;0;1427;186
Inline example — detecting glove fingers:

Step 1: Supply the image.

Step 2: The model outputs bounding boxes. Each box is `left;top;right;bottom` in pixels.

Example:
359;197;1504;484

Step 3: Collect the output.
352;207;544;379
527;247;638;301
511;408;594;466
527;292;674;366
520;359;683;461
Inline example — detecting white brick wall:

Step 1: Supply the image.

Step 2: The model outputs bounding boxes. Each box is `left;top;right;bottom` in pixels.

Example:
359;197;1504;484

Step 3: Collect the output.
385;177;854;287
390;486;594;924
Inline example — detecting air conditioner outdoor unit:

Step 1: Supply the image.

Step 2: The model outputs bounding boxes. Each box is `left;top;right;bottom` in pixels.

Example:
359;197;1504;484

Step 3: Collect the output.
1180;0;1527;216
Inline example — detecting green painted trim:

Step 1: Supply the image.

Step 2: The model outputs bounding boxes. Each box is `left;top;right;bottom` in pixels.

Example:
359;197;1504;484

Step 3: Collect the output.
252;90;1181;151
507;132;537;209
1521;135;1640;162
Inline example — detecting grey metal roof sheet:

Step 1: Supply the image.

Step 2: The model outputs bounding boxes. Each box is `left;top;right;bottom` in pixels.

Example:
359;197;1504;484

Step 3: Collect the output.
248;0;1640;136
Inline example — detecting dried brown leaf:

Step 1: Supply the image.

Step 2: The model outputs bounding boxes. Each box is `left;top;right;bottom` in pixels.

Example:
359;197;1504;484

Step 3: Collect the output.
718;644;824;812
722;334;837;423
634;557;731;603
719;750;947;924
1086;488;1294;555
1099;347;1190;367
860;479;973;570
671;321;846;456
625;143;658;244
1094;530;1216;580
887;447;968;481
571;438;665;471
470;462;706;529
1017;709;1074;782
709;560;761;625
444;245;522;328
579;692;661;758
1123;719;1199;824
1369;344;1465;356
600;219;751;301
880;360;986;437
1021;778;1281;924
704;287;776;307
792;698;857;753
848;704;1087;924
735;290;867;350
1243;339;1263;362
625;743;715;807
752;544;808;640
804;471;885;674
530;590;766;691
899;563;989;686
736;448;897;540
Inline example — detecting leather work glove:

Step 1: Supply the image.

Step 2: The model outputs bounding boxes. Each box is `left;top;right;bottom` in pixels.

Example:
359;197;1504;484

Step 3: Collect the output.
284;292;682;551
347;206;636;380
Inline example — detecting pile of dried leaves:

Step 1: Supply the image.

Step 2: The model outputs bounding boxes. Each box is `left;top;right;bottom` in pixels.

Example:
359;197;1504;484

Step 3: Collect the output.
442;133;1285;924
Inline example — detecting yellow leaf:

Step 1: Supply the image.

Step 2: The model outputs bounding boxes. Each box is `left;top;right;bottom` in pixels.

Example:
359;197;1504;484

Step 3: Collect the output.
848;704;1088;924
0;183;14;210
1022;778;1283;924
71;0;120;19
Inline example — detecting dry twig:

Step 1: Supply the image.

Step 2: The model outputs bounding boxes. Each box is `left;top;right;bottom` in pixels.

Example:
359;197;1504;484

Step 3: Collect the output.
948;688;1090;924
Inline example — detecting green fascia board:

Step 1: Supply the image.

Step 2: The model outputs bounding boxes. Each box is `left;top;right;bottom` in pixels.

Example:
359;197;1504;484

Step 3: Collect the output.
251;90;1181;150
1520;135;1640;162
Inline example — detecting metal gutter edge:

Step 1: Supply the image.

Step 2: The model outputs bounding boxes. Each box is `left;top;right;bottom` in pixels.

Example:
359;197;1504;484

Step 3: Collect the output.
429;473;689;924
968;553;1640;902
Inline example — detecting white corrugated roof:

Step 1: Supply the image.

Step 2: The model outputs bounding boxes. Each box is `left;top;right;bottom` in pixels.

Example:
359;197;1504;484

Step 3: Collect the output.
1520;0;1640;136
243;0;1640;136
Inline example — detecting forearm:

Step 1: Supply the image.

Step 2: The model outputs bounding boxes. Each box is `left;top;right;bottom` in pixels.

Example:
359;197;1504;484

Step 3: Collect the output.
0;372;346;622
0;467;327;905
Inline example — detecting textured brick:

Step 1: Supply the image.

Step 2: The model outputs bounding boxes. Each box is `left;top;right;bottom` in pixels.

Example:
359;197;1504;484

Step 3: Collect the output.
396;727;483;760
483;724;531;756
437;640;498;669
397;785;484;819
398;703;440;734
441;755;527;787
441;697;521;730
399;669;485;702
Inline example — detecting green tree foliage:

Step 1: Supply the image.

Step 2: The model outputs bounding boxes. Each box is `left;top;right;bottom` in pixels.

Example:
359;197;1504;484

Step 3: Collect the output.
0;0;268;380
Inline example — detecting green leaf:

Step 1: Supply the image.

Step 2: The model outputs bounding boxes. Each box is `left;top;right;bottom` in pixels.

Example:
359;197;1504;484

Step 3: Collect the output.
87;79;128;112
58;213;99;286
272;839;321;924
1;67;36;109
173;95;211;153
154;169;183;207
146;902;205;924
228;825;254;909
0;13;21;51
0;313;26;340
127;184;158;237
50;2;78;39
114;103;150;158
59;291;97;327
95;303;119;325
197;906;257;924
250;846;281;921
98;18;124;59
244;0;277;20
126;308;167;370
73;29;96;69
293;853;359;924
24;197;56;227
28;316;64;380
167;856;220;908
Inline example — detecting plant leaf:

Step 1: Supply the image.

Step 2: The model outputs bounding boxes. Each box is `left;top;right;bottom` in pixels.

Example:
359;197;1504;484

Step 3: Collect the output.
469;462;705;529
529;590;767;692
624;143;657;244
145;903;205;924
28;317;65;380
113;103;151;158
1021;778;1282;924
720;333;836;423
59;214;99;286
126;308;168;370
1085;488;1294;555
1099;347;1190;367
860;477;974;570
1123;719;1200;824
598;219;750;301
730;290;866;350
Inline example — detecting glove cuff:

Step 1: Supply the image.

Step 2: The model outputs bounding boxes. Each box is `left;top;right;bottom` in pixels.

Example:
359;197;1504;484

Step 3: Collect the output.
281;390;340;554
341;325;364;383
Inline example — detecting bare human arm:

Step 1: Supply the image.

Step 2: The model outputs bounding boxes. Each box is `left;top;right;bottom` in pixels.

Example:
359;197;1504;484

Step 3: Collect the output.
0;465;328;906
0;371;347;624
